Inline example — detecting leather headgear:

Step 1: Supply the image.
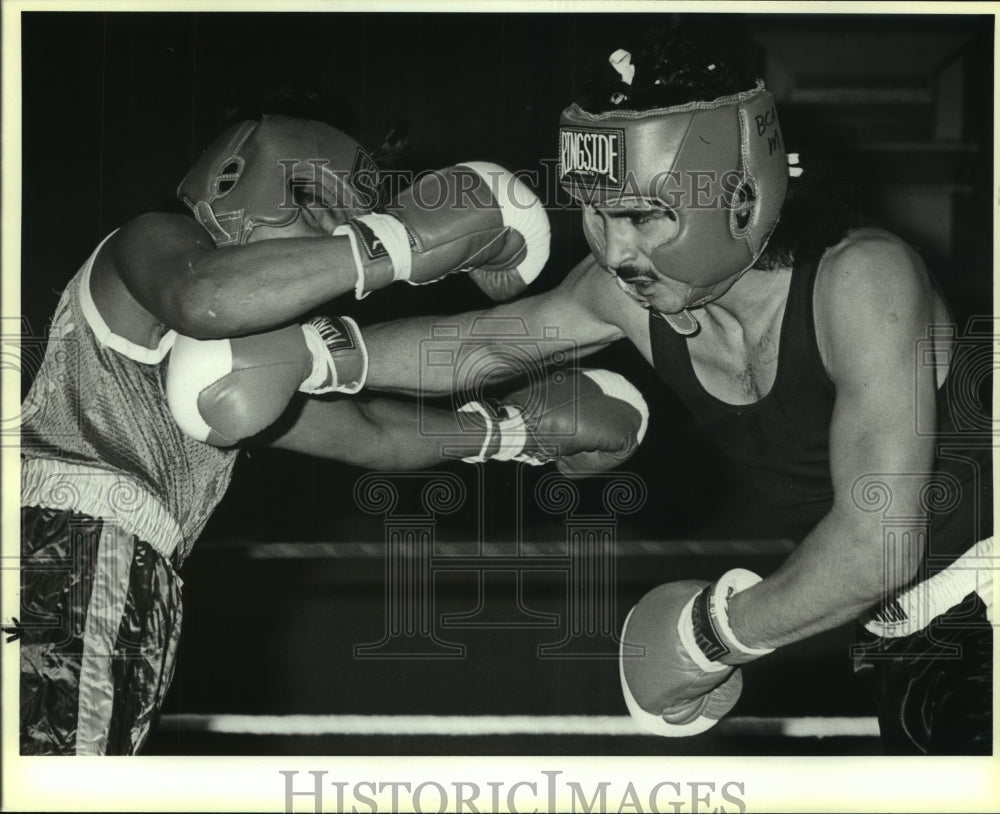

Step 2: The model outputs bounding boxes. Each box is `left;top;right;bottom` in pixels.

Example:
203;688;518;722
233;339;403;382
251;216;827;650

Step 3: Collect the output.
558;81;788;290
178;115;381;247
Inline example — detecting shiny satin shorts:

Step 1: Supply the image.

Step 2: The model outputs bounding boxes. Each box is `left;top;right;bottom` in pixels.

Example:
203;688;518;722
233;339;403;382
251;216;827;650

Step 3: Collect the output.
20;505;183;755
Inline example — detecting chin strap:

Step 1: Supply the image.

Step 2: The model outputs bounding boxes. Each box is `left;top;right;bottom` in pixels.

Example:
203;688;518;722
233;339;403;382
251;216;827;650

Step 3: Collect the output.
611;274;702;336
651;261;762;336
659;310;700;336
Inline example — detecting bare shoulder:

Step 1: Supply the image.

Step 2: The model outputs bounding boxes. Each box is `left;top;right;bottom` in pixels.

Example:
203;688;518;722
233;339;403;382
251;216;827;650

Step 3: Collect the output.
109;211;212;265
103;211;213;299
92;212;212;344
813;227;936;376
815;227;931;306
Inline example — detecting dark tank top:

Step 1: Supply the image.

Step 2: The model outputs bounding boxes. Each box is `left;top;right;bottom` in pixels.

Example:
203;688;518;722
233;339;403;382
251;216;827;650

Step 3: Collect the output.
650;256;992;566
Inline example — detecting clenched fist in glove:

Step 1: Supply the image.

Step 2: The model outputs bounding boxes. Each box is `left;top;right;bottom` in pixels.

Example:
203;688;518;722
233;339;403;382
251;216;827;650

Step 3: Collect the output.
455;368;649;474
337;162;550;300
167;315;367;446
620;569;774;736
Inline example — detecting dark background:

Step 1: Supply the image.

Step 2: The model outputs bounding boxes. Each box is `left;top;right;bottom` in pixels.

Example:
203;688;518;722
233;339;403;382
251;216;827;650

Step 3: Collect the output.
19;11;994;754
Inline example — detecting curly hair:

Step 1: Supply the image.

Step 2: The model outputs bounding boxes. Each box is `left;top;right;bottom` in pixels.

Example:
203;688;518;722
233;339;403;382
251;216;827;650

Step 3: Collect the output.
575;27;756;113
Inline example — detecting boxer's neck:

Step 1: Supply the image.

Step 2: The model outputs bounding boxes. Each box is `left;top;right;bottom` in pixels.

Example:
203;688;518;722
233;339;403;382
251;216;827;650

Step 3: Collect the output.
686;267;794;405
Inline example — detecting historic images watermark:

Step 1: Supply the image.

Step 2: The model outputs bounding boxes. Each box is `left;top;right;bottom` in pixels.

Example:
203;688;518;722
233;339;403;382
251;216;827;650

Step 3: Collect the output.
275;157;759;215
280;770;748;814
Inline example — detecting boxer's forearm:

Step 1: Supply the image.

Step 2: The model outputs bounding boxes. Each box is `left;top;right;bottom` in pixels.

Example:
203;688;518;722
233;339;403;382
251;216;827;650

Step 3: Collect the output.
362;315;474;396
726;510;923;648
169;238;390;338
364;314;557;397
363;286;613;396
113;214;393;339
269;396;484;468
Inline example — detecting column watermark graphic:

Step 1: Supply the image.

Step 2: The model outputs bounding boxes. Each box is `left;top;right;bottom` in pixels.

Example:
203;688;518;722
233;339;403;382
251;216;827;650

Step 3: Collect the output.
353;465;647;662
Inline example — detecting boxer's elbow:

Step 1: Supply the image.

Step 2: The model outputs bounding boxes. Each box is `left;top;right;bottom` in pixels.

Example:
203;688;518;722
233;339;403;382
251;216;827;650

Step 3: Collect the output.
347;408;438;471
167;280;238;339
843;522;926;604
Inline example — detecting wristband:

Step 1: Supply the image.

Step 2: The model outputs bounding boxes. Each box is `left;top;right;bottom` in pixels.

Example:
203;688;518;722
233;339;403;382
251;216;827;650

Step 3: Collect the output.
493;406;528;461
456;401;551;466
299;315;368;395
456;401;495;463
334;214;414;299
686;568;775;668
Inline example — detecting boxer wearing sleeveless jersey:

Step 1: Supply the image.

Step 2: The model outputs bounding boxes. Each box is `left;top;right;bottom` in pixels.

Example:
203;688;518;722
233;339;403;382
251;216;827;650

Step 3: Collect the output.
19;115;570;754
352;32;992;752
20;116;403;755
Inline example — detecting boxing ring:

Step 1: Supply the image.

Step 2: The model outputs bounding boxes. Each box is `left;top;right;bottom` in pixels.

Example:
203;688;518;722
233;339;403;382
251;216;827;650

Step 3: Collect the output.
147;469;882;756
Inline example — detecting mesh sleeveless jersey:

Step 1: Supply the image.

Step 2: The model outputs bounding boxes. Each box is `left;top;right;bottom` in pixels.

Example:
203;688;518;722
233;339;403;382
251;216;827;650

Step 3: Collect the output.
21;239;238;564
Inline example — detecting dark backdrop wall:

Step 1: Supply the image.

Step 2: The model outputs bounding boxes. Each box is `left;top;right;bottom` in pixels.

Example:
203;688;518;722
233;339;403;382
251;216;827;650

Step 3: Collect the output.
20;11;993;549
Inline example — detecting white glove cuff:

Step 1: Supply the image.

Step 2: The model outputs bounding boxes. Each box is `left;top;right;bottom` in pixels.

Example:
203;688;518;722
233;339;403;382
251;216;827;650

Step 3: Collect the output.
457;401;495;463
456;402;544;466
493;405;528;461
298;316;369;395
332;223;369;300
702;569;776;663
581;369;650;443
355;213;413;282
458;161;550;285
335;214;413;299
299;322;334;392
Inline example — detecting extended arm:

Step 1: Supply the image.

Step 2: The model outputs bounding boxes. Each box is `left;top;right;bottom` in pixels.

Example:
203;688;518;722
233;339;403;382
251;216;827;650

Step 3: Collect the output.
266;395;468;469
96;162;549;340
265;365;649;475
168;323;650;473
362;254;627;396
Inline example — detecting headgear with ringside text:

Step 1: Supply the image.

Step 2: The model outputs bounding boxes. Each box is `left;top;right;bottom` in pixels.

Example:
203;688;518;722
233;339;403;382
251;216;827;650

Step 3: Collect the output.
559;61;788;294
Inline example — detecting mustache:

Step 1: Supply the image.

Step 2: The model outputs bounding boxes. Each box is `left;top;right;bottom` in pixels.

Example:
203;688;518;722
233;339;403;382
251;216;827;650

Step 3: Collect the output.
613;264;655;283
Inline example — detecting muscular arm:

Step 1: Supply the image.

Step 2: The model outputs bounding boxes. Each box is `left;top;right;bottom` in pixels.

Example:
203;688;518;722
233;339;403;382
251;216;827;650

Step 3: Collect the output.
266;362;650;473
728;231;939;648
363;254;626;396
101;212;389;339
266;395;485;469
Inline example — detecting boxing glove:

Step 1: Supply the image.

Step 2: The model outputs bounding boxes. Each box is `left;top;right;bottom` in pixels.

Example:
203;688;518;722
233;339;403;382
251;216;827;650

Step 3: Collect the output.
166;315;366;446
620;569;774;736
456;368;649;473
337;162;550;300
